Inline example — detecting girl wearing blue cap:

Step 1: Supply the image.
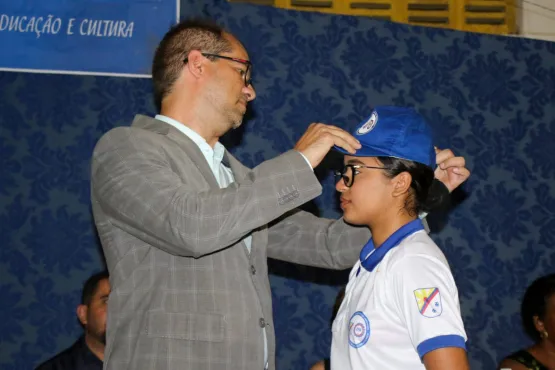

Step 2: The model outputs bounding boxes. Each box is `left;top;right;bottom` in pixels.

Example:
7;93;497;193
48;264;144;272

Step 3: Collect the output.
330;106;469;370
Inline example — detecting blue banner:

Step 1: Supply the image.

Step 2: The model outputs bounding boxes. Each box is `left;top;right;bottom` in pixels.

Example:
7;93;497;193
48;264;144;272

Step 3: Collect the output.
0;0;179;77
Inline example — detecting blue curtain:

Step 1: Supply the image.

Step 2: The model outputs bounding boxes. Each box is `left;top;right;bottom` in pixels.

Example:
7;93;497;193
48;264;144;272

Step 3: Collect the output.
1;0;554;368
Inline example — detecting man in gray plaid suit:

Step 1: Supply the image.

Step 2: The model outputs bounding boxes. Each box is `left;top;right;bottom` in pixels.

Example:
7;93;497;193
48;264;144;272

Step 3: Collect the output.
91;20;469;370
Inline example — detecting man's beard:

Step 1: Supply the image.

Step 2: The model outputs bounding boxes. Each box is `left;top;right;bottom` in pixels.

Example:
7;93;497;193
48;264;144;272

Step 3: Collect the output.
228;109;244;129
207;90;245;131
232;116;243;129
230;97;247;129
94;330;106;345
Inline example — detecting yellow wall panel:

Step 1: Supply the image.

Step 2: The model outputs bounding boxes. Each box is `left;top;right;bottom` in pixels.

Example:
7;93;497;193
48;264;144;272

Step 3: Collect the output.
229;0;517;35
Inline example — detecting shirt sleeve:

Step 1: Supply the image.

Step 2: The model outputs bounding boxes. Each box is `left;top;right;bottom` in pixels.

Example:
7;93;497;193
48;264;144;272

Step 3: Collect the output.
296;151;313;170
390;252;467;358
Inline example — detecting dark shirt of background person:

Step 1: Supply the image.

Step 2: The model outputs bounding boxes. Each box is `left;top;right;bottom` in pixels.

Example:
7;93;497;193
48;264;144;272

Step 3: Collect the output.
35;271;110;370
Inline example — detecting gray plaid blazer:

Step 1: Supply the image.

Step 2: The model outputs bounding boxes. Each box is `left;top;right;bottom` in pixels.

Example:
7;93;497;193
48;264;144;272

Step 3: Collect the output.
91;115;370;370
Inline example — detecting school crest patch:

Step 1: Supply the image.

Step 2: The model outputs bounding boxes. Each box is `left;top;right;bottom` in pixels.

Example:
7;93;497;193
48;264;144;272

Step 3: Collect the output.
413;287;442;318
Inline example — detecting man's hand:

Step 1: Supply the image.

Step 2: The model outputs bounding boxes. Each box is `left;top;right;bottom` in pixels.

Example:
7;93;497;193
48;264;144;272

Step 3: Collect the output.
294;123;361;168
434;147;470;193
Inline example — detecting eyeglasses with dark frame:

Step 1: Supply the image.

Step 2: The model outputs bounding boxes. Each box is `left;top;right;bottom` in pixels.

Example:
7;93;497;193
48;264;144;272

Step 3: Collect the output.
334;164;387;188
183;52;253;87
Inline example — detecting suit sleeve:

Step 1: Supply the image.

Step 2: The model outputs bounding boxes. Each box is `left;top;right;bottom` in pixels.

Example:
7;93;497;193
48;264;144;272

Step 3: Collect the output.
266;209;371;270
265;202;428;270
390;252;467;358
91;127;322;258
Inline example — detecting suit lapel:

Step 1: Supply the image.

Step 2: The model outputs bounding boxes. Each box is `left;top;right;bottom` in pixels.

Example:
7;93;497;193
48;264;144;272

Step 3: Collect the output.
223;151;247;187
132;115;267;258
168;129;260;258
222;151;252;259
131;114;219;189
171;132;220;189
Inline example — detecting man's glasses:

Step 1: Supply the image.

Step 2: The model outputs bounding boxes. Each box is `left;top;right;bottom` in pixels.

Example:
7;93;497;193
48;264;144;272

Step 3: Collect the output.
184;52;253;87
334;164;387;188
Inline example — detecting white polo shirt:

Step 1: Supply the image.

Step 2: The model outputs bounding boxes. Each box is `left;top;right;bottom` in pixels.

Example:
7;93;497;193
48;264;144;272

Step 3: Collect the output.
331;219;467;370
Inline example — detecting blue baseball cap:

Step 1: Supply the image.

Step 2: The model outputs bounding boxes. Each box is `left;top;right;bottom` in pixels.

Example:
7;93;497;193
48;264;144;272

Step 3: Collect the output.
334;106;435;168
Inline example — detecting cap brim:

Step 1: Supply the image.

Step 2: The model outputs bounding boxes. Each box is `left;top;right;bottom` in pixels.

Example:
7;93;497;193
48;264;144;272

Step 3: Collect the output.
333;145;435;168
333;144;394;158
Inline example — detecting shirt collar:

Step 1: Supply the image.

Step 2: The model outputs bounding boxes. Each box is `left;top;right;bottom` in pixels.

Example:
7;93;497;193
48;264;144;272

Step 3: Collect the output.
359;219;425;273
154;114;226;164
77;335;104;365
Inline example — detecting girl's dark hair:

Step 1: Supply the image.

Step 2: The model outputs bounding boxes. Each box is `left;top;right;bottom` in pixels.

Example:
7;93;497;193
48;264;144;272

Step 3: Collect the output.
521;274;555;341
377;157;450;216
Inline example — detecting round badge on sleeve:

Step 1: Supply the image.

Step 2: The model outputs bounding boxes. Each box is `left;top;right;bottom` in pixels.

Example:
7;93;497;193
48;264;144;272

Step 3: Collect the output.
356;111;378;135
348;311;370;348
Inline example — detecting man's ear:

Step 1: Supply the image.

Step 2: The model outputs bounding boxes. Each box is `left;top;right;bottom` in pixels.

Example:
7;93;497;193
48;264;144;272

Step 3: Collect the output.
392;171;412;197
77;304;88;326
185;50;206;79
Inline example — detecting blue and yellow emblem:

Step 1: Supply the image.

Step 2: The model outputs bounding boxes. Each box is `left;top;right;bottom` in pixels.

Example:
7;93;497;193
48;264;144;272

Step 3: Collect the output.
413;287;442;318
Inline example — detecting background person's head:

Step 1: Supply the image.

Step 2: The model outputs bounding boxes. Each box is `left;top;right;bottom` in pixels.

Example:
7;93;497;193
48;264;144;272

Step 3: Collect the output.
151;19;256;137
76;271;110;349
521;274;555;346
335;106;449;228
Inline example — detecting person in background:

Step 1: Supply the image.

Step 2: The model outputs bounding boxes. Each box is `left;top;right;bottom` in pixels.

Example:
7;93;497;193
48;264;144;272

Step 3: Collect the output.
498;274;555;370
35;271;110;370
330;106;469;370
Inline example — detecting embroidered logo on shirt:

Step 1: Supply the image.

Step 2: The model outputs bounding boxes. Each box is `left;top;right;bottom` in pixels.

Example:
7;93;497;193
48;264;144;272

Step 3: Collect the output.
413;287;443;318
348;311;370;348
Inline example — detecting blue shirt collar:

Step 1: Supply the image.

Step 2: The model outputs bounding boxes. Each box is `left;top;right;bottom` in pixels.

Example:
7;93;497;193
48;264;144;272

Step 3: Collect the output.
360;219;425;273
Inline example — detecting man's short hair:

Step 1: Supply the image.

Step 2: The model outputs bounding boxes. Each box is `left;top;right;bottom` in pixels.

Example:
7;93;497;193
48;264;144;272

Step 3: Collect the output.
81;271;109;306
151;19;233;111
